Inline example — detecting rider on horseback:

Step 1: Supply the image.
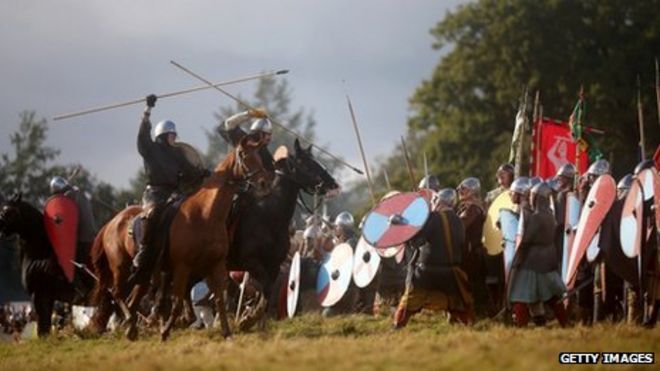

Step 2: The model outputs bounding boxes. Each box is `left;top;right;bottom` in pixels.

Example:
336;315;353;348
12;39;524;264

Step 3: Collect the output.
219;108;275;175
129;94;205;285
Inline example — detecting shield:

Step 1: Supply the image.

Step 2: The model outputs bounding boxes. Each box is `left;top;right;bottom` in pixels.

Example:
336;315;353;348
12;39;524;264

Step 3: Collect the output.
44;194;79;282
585;230;601;263
620;179;644;258
566;174;616;288
499;209;519;286
375;244;404;259
72;305;96;331
316;243;353;307
483;192;515;256
417;188;435;204
174;142;206;170
637;168;657;202
353;237;381;288
287;251;301;318
562;192;581;282
362;192;429;248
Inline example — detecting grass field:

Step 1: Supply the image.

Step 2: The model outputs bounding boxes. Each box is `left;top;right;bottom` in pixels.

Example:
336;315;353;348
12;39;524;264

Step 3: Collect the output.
0;313;658;371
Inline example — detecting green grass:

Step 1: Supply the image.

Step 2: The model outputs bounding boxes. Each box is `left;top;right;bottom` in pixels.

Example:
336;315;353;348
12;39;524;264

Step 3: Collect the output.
0;313;658;371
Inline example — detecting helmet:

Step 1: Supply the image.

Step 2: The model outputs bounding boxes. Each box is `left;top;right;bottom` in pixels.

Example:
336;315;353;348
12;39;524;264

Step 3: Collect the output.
249;118;273;134
634;159;655;175
546;177;561;192
496;163;514;175
529;176;543;188
556;163;576;179
303;225;320;239
587;159;610;176
530;182;552;210
49;176;69;194
154;120;177;138
418;175;440;191
334;211;354;229
434;188;457;208
457;177;481;196
617;174;633;191
509;176;531;195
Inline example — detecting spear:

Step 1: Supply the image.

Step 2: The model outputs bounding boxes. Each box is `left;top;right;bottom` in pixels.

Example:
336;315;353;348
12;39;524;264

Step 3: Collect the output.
423;152;429;180
637;75;646;160
400;136;416;190
170;60;364;175
52;70;289;121
383;168;392;191
656;58;660;129
345;94;376;206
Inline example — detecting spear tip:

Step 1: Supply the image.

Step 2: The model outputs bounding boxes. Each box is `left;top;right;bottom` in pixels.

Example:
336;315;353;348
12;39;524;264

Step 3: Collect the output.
276;69;290;75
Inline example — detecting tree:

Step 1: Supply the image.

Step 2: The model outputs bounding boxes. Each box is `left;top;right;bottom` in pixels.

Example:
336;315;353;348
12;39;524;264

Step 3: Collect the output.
381;0;660;194
0;111;61;204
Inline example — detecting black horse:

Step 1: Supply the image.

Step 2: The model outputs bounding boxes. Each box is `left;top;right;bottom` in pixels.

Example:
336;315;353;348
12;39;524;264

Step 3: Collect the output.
227;139;339;314
0;194;91;336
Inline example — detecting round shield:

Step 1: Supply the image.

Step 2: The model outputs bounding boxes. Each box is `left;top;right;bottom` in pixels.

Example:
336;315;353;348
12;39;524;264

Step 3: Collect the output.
362;192;430;248
352;237;381;288
417;188;435;204
287;251;301;318
174;142;206;170
316;243;353;307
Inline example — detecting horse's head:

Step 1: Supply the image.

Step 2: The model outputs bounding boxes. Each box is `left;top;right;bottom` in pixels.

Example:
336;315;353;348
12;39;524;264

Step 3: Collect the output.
0;193;25;239
234;132;273;197
276;139;340;197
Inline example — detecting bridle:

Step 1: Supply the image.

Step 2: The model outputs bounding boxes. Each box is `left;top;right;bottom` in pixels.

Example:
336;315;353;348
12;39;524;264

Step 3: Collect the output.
232;147;264;189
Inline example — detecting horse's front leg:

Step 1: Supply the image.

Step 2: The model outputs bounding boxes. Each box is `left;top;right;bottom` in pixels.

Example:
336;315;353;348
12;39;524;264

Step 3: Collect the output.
33;292;54;337
160;266;190;341
207;260;232;339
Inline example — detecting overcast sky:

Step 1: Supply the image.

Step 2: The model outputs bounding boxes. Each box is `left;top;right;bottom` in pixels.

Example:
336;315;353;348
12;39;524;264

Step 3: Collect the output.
0;0;463;189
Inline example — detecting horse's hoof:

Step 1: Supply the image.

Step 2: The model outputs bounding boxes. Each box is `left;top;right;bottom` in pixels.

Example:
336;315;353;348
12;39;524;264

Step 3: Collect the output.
125;326;138;341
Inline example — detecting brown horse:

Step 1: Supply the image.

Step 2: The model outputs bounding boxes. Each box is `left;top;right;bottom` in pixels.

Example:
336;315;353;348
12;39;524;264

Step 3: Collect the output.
91;133;271;340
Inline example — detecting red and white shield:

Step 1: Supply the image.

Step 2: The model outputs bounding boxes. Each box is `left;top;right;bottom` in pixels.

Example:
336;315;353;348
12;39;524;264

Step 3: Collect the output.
352;237;381;288
44;194;79;282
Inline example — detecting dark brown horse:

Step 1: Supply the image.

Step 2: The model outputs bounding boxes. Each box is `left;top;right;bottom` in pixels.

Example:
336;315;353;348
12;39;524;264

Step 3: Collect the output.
91;133;271;340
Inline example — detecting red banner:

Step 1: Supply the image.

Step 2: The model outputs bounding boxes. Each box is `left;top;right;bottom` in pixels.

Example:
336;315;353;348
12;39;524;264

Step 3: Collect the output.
532;118;588;179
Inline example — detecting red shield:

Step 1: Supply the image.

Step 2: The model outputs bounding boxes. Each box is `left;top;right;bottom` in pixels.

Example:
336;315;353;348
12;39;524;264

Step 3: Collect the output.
44;194;79;282
362;192;430;248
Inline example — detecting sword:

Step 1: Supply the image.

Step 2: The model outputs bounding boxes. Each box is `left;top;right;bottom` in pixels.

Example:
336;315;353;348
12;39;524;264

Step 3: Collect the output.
70;260;132;320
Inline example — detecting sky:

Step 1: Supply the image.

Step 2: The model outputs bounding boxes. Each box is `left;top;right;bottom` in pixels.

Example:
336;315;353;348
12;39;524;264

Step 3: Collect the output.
0;0;464;189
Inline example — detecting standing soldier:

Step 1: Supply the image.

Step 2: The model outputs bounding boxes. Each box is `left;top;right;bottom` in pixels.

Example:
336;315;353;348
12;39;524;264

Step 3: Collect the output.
508;183;568;327
49;175;97;299
552;164;577;266
129;94;205;286
456;177;489;315
485;163;514;207
394;189;473;327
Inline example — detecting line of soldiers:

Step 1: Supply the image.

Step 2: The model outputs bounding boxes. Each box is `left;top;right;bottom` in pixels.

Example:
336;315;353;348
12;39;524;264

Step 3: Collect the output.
286;158;658;329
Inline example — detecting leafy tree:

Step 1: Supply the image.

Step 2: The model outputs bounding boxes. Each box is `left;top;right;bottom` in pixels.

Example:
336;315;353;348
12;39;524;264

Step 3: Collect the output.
380;0;660;195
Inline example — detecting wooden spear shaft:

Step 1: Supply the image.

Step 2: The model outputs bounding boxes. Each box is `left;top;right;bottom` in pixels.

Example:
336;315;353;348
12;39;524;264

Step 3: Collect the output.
655;58;660;129
52;70;289;121
170;60;364;175
400;136;416;191
637;75;646;160
346;95;376;206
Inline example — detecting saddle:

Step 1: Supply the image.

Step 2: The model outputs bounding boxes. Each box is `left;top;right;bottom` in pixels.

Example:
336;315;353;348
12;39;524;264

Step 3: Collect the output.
129;196;186;267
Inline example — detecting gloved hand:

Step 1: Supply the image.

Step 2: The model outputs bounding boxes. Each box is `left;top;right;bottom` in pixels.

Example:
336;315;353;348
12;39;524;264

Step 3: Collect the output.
146;94;158;108
247;108;268;118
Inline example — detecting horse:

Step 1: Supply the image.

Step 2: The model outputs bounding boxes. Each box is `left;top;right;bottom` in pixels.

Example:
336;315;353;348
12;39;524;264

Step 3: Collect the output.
0;193;93;336
91;133;271;341
227;139;339;326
